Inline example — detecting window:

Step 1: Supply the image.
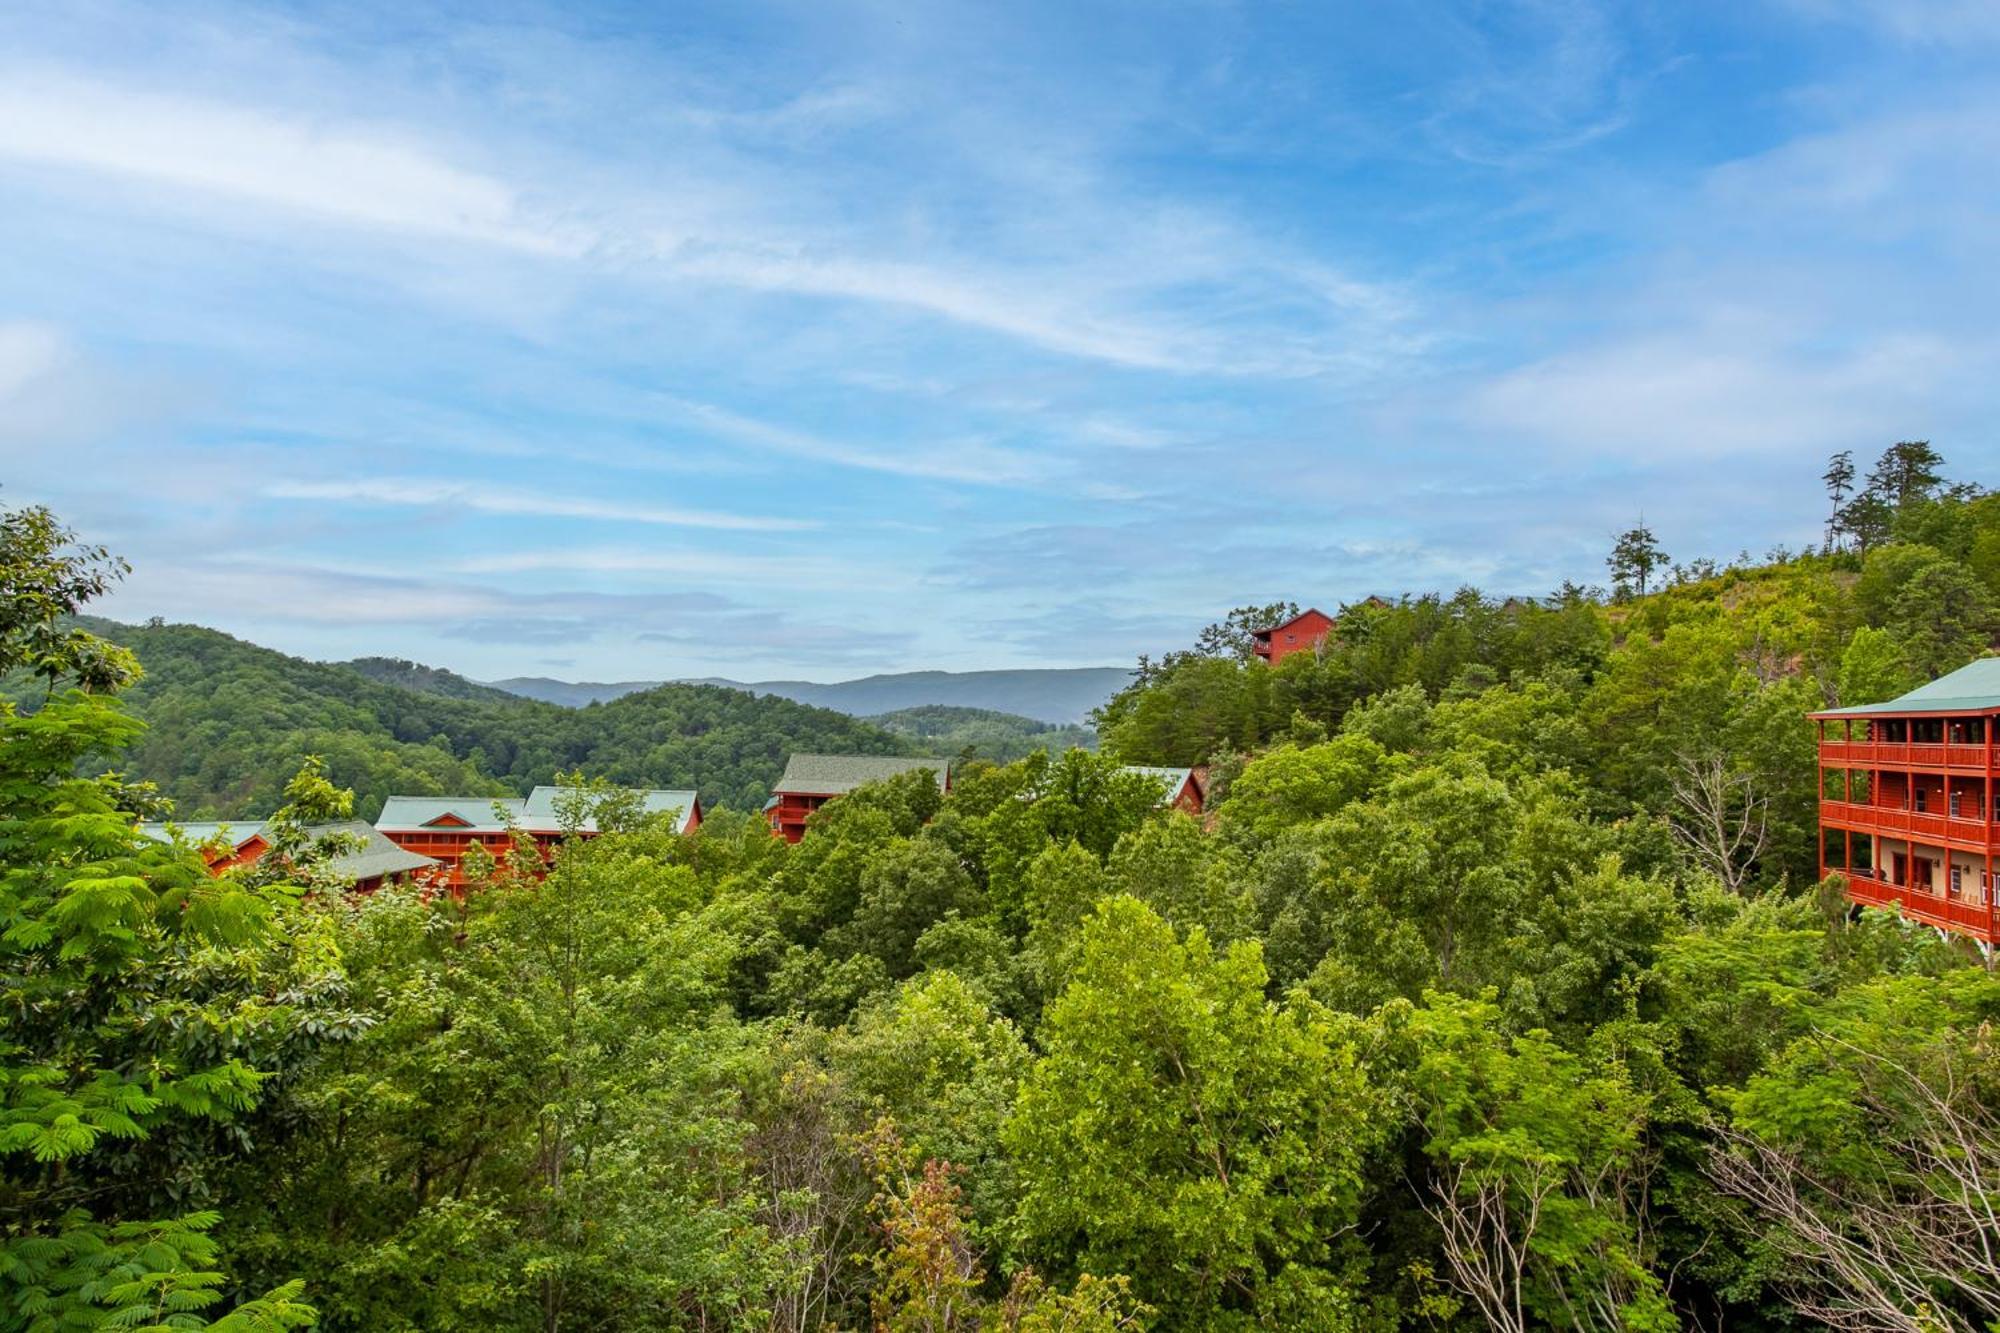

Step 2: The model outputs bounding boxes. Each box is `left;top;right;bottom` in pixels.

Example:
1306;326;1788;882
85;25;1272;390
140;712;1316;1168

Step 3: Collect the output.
1914;788;1927;812
1951;865;1963;897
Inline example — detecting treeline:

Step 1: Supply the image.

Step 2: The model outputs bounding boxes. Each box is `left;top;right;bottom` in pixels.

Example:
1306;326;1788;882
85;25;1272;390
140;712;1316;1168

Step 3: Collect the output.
868;704;1097;764
42;616;919;815
6;465;2000;1333
1096;445;2000;894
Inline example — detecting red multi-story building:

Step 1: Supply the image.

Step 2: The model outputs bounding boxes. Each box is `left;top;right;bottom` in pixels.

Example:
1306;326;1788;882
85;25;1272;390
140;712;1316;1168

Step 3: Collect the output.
1813;658;2000;949
375;785;701;890
1250;608;1338;665
765;754;949;843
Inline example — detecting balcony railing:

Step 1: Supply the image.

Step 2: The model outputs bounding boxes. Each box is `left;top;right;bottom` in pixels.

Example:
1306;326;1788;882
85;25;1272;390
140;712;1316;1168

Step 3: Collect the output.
1819;800;2000;852
1842;870;1997;941
1819;740;1995;769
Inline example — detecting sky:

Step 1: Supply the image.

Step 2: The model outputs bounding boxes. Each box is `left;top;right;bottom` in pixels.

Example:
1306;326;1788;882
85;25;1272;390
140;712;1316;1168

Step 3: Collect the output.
3;0;1997;682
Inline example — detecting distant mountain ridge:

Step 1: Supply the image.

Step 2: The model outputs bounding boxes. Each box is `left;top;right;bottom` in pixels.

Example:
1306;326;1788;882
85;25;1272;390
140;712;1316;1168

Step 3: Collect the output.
487;666;1133;725
53;618;915;817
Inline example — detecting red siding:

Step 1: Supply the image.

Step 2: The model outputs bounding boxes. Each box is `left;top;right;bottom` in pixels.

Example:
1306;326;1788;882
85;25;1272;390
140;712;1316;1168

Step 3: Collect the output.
1816;710;2000;946
1251;608;1338;665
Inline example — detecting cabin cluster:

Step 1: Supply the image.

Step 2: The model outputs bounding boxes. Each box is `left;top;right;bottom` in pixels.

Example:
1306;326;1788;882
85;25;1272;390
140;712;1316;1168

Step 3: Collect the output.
1814;658;2000;950
142;754;1214;889
142;784;701;894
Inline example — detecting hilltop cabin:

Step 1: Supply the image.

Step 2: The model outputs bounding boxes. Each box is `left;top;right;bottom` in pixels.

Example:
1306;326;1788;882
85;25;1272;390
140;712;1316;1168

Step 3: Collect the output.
1251;608;1338;665
375;785;701;890
1125;765;1209;816
1813;658;2000;950
766;754;950;843
138;818;441;894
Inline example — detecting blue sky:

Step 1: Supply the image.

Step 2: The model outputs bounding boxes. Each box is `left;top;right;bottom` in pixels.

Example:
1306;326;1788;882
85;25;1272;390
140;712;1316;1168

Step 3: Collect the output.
3;0;1996;680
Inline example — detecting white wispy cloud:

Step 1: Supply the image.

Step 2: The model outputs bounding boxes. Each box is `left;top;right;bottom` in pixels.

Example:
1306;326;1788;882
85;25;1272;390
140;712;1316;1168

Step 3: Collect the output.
266;478;814;531
1466;326;1968;459
0;320;67;399
655;394;1049;486
0;60;1416;378
450;545;904;589
0;71;584;254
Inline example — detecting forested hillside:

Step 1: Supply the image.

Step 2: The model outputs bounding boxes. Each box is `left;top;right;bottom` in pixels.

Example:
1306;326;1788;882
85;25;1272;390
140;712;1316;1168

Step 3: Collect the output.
868;703;1097;763
343;656;523;704
39;618;917;816
8;447;2000;1333
494;665;1134;725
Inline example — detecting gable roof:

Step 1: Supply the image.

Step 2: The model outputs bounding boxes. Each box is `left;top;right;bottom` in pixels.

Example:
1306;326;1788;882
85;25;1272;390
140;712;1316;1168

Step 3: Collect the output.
1252;607;1334;637
519;786;700;834
303;821;442;880
376;788;702;835
376;796;525;832
136;819;261;850
1121;765;1200;807
139;818;437;882
1813;657;2000;717
772;753;947;796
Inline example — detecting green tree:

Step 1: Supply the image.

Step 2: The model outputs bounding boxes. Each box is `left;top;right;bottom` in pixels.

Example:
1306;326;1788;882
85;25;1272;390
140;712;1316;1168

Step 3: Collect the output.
1607;523;1668;600
1888;561;1994;680
0;506;315;1330
1822;450;1856;552
1865;439;1945;510
1008;897;1375;1328
1710;971;2000;1332
1210;735;1385;845
1384;993;1673;1332
1835;625;1915;707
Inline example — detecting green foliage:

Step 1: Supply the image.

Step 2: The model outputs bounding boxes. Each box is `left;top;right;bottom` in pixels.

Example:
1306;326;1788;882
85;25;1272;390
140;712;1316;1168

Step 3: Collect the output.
1008;898;1376;1328
1383;992;1673;1331
12;464;2000;1330
0;506;321;1331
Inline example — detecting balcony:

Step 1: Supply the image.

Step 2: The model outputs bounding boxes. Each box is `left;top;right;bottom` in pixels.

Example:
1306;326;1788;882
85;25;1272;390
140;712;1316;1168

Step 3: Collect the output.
1819;800;2000;853
1842;870;1996;943
1819;739;1994;770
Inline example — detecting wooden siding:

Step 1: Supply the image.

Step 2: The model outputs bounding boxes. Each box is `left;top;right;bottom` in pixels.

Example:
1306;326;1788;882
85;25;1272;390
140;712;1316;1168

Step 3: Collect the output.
1818;711;2000;946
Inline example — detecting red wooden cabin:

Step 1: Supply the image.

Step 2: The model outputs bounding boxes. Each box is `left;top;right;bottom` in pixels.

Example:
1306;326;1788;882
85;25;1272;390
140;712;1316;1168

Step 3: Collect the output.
1123;765;1209;816
1812;658;2000;950
765;754;949;843
138;818;441;894
1250;608;1338;665
375;785;701;890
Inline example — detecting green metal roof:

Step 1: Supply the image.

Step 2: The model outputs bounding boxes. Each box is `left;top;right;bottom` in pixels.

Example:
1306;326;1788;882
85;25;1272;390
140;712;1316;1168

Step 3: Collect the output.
1815;656;2000;716
375;796;524;831
138;818;437;881
520;785;699;834
377;787;701;835
772;753;946;796
137;820;258;848
305;821;440;880
1121;765;1196;805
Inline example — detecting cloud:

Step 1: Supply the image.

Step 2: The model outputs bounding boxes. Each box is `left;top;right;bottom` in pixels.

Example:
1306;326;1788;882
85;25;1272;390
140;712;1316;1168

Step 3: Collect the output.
102;554;915;669
1465;327;1969;458
0;321;67;399
655;394;1050;486
0;60;1417;378
266;478;814;531
451;545;904;591
1784;0;2000;43
0;71;582;254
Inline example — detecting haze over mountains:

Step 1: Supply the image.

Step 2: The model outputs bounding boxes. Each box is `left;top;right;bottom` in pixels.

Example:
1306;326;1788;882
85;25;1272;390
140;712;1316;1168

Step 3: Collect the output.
486;667;1133;725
